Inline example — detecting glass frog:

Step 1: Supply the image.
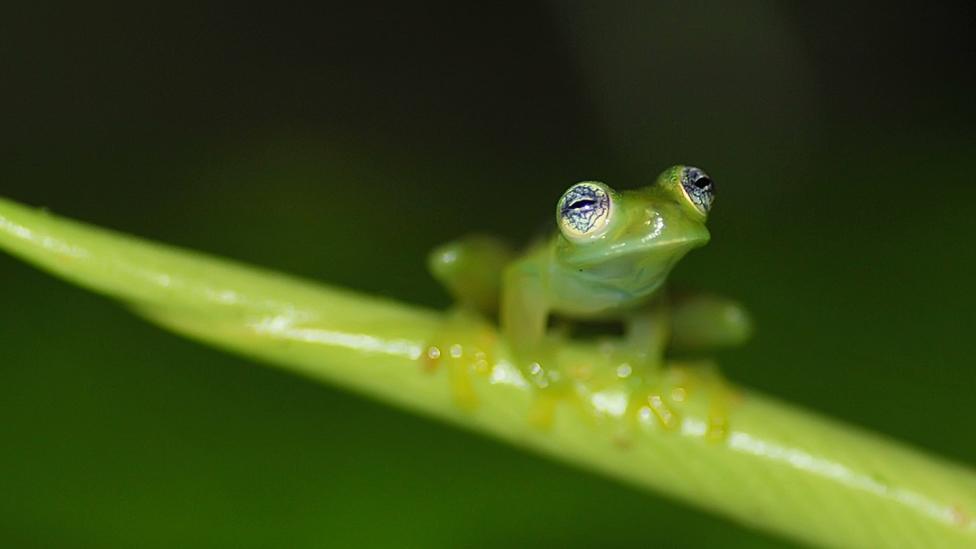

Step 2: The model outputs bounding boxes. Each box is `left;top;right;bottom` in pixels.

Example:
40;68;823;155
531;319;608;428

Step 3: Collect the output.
428;165;750;398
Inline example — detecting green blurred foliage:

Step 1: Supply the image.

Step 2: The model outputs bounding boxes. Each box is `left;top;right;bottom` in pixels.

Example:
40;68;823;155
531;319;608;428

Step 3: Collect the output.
2;2;974;547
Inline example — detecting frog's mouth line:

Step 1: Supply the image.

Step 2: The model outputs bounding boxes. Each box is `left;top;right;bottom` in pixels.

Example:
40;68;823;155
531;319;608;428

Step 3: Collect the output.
569;236;708;267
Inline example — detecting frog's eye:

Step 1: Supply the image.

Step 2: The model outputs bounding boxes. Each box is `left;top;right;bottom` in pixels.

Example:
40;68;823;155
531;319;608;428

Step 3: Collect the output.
679;167;715;215
557;182;613;241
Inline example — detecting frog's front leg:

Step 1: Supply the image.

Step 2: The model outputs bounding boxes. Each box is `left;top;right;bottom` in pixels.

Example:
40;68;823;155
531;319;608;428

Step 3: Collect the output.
619;299;671;373
500;262;551;383
617;302;686;431
621;295;748;434
500;262;585;427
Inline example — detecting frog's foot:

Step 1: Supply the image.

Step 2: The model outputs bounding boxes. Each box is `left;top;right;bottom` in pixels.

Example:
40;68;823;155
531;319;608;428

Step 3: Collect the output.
625;373;682;433
526;384;607;431
602;345;662;382
514;349;563;429
653;362;742;443
507;343;596;431
574;340;671;443
672;363;741;442
421;310;497;412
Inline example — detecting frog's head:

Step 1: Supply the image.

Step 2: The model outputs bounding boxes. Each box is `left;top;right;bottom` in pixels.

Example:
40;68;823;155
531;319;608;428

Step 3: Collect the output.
554;165;714;296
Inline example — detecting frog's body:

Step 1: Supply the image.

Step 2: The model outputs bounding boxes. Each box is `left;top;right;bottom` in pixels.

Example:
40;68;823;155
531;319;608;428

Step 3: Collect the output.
429;165;750;387
524;176;710;317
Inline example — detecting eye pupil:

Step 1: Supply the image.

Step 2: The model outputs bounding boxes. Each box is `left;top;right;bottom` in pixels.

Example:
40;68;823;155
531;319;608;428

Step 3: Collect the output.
692;176;712;190
680;167;715;214
569;199;596;209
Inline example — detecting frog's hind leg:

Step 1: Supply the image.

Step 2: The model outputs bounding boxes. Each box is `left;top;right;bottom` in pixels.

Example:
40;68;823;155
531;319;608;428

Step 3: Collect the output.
424;236;514;410
669;292;752;351
428;235;514;316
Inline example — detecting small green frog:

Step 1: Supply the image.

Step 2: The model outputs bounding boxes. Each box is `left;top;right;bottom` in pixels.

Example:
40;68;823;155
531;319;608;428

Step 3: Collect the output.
429;165;750;391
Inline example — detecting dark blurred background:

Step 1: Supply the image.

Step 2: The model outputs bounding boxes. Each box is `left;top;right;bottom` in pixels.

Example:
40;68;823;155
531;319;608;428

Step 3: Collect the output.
2;2;975;547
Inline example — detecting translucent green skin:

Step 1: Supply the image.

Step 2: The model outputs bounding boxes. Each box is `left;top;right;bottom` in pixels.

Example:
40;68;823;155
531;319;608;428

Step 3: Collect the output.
430;166;751;371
